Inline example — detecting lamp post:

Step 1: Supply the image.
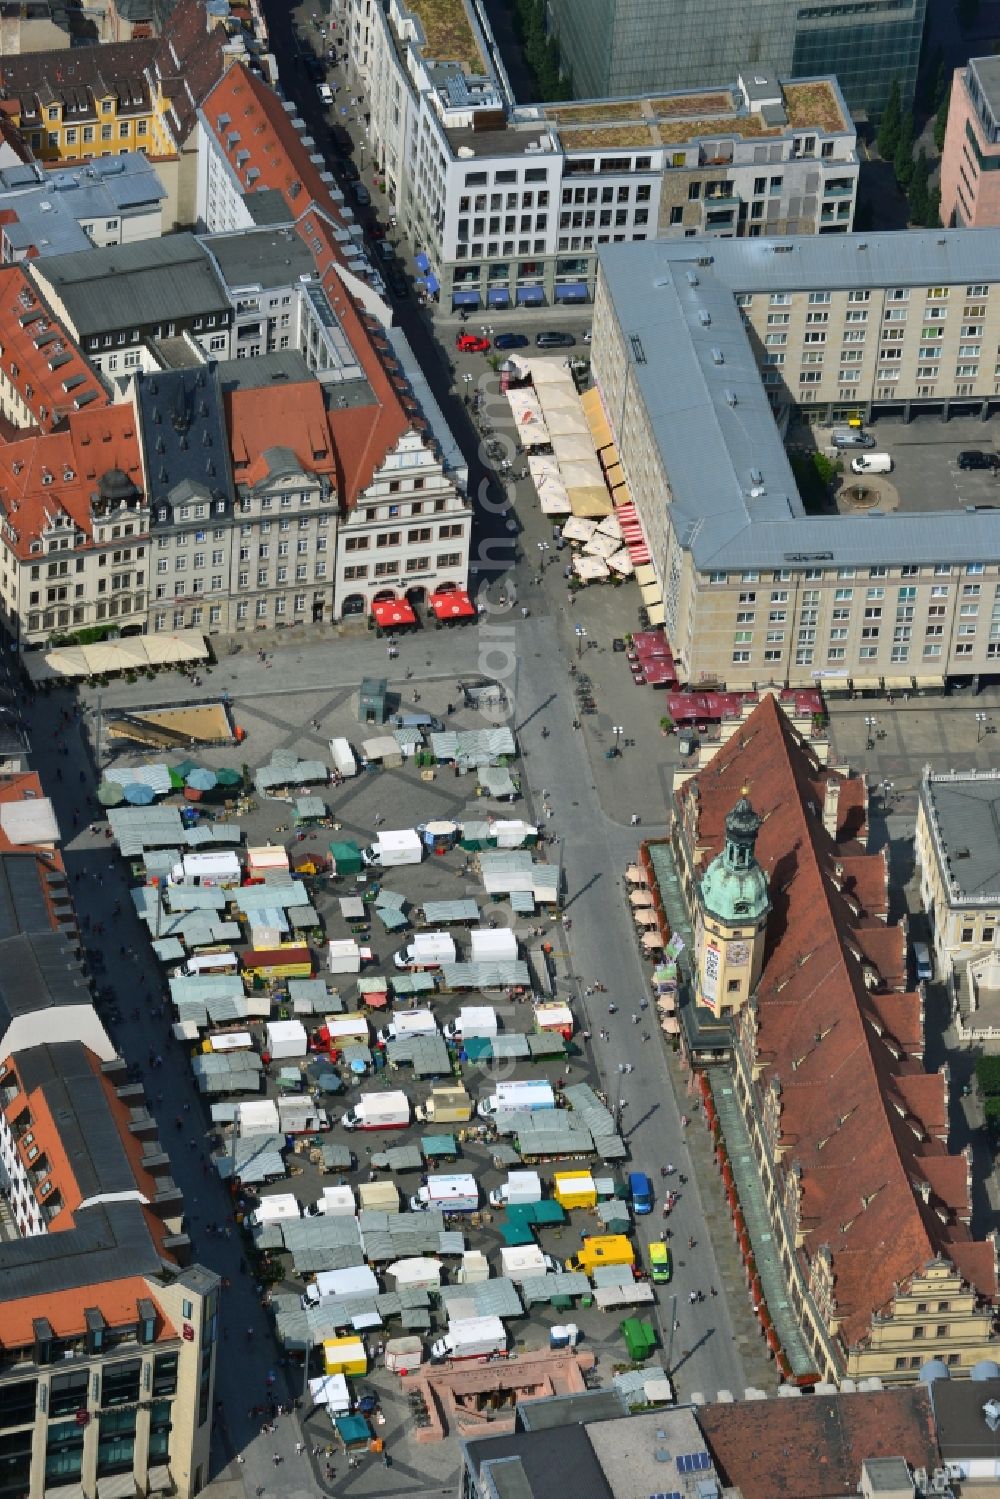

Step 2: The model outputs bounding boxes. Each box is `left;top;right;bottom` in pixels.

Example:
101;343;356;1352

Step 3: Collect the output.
977;711;989;743
612;724;624;757
864;714;878;752
575;625;587;659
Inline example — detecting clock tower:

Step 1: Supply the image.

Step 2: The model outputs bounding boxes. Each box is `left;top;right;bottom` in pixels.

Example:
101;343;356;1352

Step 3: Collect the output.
695;790;770;1018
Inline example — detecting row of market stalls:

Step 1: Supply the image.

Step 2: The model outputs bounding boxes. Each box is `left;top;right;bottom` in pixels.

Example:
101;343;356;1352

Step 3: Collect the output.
23;629;210;684
505;359;657;593
99;759;244;808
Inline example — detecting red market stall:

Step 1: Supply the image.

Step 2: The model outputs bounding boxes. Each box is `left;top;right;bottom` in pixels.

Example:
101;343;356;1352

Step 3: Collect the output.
429;588;476;625
371;598;417;631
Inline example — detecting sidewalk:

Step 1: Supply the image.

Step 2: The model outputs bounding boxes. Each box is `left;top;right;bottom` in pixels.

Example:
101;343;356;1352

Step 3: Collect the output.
666;1049;782;1394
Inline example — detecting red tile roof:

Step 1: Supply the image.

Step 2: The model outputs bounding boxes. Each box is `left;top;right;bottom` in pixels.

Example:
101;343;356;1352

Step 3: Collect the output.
0;1276;176;1346
201;67;424;504
0;264;107;433
201;63;344;226
679;695;996;1353
0;404;142;561
225;377;336;487
698;1387;940;1499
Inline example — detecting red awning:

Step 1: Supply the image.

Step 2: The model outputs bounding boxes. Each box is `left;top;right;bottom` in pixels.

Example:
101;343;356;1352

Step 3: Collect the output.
668;692;711;722
429;588;476;620
371;598;417;627
632;630;671;660
642;661;677;687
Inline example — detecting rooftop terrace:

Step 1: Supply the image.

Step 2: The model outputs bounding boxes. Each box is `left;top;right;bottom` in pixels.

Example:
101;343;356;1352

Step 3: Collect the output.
404;0;483;72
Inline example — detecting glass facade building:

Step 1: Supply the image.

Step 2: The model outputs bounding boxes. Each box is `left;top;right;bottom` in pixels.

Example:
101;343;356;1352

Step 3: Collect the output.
547;0;927;119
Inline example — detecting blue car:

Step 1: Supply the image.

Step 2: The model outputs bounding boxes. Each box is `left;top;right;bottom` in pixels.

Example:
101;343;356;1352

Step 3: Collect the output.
493;333;529;350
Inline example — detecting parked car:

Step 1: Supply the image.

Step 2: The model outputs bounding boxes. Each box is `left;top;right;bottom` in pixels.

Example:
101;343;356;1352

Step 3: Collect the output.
456;333;490;353
386;270;409;298
493;332;529;350
369;222;388;239
831;427;876;450
536;331;576;348
339;159;360;182
353;183;371;206
958;449;1000;471
317;82;334;105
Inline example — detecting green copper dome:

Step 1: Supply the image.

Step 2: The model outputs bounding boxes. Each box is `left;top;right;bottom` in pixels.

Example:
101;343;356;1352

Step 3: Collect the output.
700;793;771;926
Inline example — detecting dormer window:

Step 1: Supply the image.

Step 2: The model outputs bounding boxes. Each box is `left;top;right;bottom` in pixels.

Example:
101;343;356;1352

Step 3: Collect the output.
157;507;167;522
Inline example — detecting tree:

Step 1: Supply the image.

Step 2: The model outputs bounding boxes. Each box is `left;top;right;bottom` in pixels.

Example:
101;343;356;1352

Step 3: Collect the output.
893;111;915;189
908;148;930;224
877;79;902;158
925;184;942;227
934;82;951;153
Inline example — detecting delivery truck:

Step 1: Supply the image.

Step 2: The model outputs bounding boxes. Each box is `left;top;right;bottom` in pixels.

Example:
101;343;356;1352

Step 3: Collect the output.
358;1179;400;1213
563;1234;636;1275
477;1079;556;1119
329;737;358;778
534;1002;574;1040
488;1170;542;1209
499;1244;559;1283
377;1009;438;1045
305;1185;356;1217
327;939;362;975
169;850;241;887
250;1193;301;1227
393;932;456;970
341;1090;410;1131
553;1171;597;1211
430;1315;508;1363
442;1005;497;1042
179;949;239;977
415;1085;472;1123
301;1265;379;1309
309;1012;370;1056
469;927;518;963
409;1173;479;1213
362;829;422;868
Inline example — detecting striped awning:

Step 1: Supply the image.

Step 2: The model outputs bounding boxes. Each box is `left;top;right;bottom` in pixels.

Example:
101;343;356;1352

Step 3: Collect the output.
614;500;651;565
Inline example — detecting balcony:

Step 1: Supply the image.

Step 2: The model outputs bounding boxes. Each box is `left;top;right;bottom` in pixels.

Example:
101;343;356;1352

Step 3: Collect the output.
823;183;854;198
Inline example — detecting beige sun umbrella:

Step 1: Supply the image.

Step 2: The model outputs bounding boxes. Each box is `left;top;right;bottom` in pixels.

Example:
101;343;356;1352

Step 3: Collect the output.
641;930;665;950
625;865;647;884
629;889;654;907
634;908;659;928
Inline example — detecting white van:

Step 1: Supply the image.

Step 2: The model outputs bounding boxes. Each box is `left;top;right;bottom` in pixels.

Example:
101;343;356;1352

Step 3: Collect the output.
851;453;893;474
913;941;933;982
181;949;239;977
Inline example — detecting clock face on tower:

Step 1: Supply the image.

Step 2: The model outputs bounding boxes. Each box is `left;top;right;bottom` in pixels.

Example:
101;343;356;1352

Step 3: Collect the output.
728;941;750;967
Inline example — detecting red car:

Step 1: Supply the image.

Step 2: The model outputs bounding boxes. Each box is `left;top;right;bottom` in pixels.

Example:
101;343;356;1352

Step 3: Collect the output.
456;333;490;353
